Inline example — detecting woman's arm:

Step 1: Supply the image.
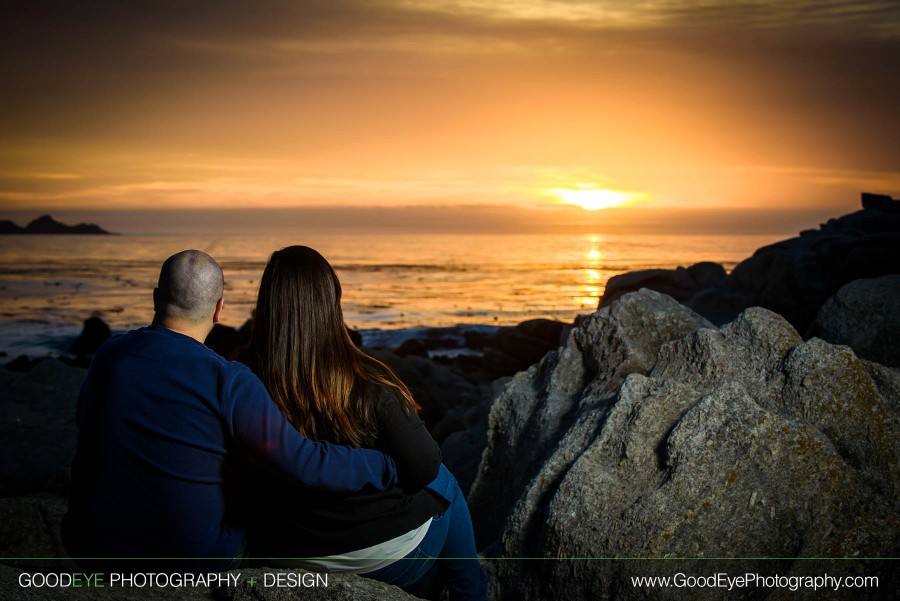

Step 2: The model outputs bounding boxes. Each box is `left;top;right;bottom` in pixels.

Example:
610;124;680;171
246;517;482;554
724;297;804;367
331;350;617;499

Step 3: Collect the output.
375;385;442;491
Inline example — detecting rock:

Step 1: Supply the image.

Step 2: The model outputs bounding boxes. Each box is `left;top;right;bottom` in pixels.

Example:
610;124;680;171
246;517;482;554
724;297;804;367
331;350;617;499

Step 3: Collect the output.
469;289;714;549
486;327;550;366
602;266;697;305
0;496;72;572
470;290;899;600
861;191;900;212
808;276;900;367
204;323;244;359
831;233;900;284
0;360;85;496
364;320;565;384
0;215;112;235
364;325;492;355
392;338;429;358
478;346;525;375
70;316;111;357
5;355;45;372
599;193;900;334
440;378;508;496
724;238;838;331
463;329;494;350
514;319;567;348
24;215;111;235
601;262;727;308
358;323;533;462
370;350;485;431
430;407;467;443
478;319;568;378
684;286;752;325
0;220;24;234
686;261;727;288
862;360;900;413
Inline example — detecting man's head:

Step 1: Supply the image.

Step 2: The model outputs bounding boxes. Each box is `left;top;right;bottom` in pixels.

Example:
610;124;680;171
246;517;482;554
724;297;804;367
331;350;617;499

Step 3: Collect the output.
153;250;224;328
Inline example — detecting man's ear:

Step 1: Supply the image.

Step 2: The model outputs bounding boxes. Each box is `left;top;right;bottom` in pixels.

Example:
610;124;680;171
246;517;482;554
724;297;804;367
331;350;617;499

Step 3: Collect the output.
152;288;161;313
213;297;224;324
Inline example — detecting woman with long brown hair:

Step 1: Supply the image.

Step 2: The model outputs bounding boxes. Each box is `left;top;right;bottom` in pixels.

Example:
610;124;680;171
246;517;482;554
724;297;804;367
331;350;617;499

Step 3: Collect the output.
238;245;486;601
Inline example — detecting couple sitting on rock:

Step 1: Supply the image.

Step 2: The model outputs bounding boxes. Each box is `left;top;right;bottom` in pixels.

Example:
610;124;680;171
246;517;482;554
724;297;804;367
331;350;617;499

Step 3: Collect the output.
62;247;487;601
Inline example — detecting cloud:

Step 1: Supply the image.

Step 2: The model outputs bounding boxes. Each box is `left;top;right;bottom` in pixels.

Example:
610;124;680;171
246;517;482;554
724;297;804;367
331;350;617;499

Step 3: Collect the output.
0;171;83;181
0;169;526;210
1;0;898;218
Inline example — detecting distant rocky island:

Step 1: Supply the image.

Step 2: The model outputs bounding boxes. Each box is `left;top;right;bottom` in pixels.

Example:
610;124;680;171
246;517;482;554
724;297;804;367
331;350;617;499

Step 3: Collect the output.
0;214;111;235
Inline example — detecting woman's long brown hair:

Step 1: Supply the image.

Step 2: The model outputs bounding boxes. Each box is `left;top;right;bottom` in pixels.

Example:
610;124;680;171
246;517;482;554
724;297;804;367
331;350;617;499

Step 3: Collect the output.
249;245;419;447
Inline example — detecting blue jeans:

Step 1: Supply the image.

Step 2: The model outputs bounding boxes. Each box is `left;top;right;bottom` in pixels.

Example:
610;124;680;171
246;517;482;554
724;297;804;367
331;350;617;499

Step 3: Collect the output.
365;464;487;601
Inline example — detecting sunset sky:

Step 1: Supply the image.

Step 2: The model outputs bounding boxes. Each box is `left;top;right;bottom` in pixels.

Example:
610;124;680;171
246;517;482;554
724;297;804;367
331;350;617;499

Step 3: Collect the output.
2;0;899;234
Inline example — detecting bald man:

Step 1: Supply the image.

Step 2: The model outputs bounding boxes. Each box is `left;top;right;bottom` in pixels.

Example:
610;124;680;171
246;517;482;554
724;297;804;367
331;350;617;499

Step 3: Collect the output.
62;250;397;572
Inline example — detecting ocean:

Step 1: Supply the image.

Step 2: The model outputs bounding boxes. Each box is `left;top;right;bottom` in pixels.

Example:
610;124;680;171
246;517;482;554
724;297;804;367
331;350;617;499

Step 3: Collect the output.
0;231;783;358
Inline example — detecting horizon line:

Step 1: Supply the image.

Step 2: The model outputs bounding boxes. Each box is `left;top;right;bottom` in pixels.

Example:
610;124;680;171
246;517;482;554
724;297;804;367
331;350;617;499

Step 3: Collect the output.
0;204;858;236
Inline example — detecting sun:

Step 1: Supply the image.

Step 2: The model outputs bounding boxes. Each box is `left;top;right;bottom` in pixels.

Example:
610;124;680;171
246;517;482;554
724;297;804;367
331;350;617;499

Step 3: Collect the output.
550;187;637;211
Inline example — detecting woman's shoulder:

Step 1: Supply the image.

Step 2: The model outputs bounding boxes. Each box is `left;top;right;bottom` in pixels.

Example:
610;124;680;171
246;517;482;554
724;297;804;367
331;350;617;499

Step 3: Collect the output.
359;380;404;412
355;380;414;435
358;379;440;491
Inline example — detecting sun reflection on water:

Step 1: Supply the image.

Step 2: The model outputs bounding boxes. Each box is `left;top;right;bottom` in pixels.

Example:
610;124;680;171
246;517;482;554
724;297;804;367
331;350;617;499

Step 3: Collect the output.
578;236;606;308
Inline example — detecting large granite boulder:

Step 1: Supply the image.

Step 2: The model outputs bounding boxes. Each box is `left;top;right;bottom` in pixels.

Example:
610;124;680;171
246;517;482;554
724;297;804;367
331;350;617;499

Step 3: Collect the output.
808;275;900;368
0;360;85;497
469;290;899;600
469;289;714;548
599;193;900;334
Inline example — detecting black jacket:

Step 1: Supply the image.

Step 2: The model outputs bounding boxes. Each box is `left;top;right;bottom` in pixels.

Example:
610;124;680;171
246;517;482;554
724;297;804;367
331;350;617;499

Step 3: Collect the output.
241;382;446;558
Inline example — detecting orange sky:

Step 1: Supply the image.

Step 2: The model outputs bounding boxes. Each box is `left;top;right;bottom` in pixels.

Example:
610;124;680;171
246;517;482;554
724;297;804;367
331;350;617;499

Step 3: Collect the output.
1;1;899;233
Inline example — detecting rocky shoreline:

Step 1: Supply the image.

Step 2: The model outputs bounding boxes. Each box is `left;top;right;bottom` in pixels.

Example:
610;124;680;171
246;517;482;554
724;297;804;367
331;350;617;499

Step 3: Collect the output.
600;192;900;342
2;193;899;599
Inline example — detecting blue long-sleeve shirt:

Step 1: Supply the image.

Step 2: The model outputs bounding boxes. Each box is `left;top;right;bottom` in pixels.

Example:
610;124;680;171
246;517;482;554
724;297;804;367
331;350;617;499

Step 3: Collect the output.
62;325;396;571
